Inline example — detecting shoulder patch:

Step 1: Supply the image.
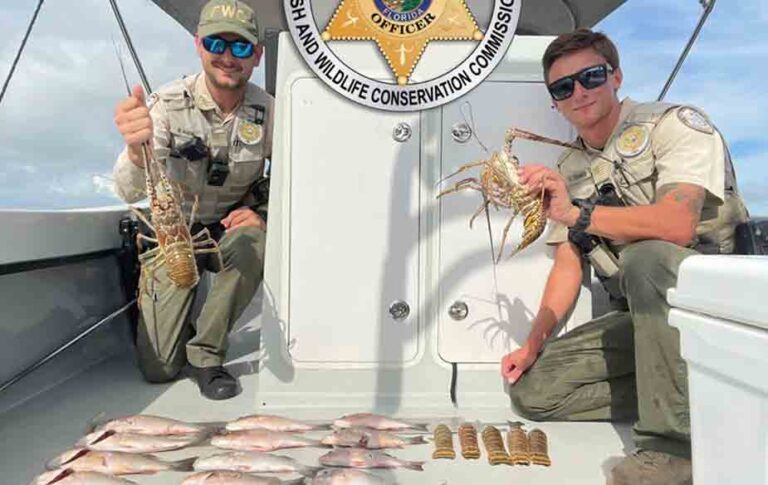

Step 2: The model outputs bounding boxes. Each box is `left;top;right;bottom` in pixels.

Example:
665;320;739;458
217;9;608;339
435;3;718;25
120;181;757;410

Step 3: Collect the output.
677;107;714;134
616;124;650;158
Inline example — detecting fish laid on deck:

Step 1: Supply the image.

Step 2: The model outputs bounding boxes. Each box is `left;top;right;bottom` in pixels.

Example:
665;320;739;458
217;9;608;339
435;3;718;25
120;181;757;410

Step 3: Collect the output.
225;414;327;432
319;449;424;471
181;470;297;485
321;429;426;449
193;451;318;476
31;469;137;485
211;429;324;452
77;429;205;453
45;448;194;475
332;413;428;432
91;414;208;435
311;468;390;485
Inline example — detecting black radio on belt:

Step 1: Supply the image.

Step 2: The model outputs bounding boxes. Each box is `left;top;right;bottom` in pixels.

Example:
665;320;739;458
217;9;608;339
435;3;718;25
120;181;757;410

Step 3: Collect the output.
596;183;623;207
735;218;768;255
207;158;229;186
172;135;208;162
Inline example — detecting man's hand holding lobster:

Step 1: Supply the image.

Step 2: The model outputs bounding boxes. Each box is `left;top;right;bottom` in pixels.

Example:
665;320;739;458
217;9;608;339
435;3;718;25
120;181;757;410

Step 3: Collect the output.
519;165;579;228
221;207;266;233
115;85;153;169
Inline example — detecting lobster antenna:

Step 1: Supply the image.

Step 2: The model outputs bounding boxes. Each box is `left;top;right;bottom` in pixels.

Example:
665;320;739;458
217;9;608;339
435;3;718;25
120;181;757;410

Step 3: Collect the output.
457;101;498;265
112;37;132;96
111;38;156;193
460;101;489;154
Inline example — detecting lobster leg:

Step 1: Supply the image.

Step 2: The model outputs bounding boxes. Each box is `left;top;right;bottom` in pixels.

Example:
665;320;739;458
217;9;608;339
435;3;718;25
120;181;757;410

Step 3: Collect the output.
190;228;224;271
497;210;520;263
188;194;199;227
437;178;484;198
437;159;489;187
468;199;490;229
136;234;158;254
129;206;156;233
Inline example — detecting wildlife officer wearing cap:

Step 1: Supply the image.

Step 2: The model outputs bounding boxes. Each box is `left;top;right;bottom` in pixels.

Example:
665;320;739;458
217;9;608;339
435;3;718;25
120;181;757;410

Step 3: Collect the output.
112;0;273;401
500;29;749;484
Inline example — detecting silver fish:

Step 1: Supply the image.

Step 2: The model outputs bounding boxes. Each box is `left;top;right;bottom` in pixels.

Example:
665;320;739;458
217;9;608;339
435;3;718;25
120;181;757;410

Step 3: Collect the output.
311;469;390;485
321;429;426;449
193;451;318;476
212;430;323;452
319;450;423;471
77;429;205;453
45;448;194;474
226;414;326;432
92;415;207;435
333;414;427;432
181;471;287;485
31;469;137;485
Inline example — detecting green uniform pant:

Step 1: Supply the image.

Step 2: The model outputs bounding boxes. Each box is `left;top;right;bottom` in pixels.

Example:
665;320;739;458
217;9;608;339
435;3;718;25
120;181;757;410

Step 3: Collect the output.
509;240;697;458
135;226;266;382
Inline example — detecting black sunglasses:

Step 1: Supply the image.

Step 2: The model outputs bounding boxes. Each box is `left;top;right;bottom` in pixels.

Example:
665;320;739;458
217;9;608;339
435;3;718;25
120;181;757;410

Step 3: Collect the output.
547;64;614;101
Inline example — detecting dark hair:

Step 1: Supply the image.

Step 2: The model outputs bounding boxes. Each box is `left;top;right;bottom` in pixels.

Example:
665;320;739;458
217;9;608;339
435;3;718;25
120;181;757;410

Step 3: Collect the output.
542;29;620;82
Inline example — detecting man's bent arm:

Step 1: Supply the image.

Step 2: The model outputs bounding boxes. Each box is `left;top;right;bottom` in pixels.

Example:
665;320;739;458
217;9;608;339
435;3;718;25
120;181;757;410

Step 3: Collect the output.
526;240;583;352
113;97;172;204
581;183;705;247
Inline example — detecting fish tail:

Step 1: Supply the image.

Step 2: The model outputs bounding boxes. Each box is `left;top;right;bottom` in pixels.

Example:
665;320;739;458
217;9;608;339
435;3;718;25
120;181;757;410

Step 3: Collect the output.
192;420;228;433
193;427;219;445
282;478;309;485
170;456;197;472
406;435;428;445
85;411;109;433
299;465;322;477
404;460;425;471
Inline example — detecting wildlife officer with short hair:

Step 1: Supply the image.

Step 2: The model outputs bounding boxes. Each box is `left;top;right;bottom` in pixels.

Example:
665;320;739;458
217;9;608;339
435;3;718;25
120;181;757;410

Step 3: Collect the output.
112;0;273;401
502;28;748;485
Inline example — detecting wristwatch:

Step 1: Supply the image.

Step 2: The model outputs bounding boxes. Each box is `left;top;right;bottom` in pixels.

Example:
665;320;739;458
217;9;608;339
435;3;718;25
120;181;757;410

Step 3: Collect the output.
570;198;595;232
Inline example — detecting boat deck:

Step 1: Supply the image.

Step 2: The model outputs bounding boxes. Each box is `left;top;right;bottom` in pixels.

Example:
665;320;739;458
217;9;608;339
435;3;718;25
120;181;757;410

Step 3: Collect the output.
0;322;632;485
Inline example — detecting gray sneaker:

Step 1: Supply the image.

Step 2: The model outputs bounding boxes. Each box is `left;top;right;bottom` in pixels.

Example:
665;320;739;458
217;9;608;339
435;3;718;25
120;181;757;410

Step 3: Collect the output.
608;450;692;485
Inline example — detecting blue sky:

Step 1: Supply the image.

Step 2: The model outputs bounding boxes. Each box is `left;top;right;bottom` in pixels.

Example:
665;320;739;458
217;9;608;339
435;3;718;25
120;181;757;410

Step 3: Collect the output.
0;0;765;214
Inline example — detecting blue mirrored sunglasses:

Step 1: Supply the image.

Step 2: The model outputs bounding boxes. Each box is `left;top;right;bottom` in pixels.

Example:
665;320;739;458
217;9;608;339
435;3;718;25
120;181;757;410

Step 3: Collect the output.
201;35;254;59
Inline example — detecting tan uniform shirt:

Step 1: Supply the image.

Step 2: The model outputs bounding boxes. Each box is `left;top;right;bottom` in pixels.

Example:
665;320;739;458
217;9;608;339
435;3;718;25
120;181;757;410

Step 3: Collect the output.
546;97;746;253
113;73;274;225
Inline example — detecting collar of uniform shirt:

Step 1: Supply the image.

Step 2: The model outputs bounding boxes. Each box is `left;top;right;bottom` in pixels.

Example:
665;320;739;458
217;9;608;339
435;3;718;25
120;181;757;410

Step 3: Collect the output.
192;72;243;122
578;97;639;152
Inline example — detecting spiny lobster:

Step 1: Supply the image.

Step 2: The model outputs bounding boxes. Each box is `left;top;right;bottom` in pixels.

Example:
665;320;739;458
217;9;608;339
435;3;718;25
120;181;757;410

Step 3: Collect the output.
438;127;580;261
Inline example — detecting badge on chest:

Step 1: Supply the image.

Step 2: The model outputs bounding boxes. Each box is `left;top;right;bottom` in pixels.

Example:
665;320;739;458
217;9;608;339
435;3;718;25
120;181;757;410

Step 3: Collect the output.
615;124;650;158
238;120;263;145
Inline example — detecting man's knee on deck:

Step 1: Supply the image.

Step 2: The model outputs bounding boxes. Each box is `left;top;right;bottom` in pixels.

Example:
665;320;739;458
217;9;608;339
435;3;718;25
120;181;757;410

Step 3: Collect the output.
218;226;266;273
508;369;560;421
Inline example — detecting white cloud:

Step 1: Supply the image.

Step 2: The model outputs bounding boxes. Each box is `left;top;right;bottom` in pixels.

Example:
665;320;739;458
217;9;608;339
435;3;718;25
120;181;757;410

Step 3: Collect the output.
91;173;115;196
0;0;263;209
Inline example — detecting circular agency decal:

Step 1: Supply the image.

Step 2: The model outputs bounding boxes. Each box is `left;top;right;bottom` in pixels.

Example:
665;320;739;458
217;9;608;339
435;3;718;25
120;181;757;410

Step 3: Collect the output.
284;0;520;111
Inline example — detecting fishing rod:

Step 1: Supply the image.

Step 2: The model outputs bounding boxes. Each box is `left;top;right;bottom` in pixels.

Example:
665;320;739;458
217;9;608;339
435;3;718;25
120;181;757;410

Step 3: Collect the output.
658;0;717;101
108;0;152;94
0;0;46;108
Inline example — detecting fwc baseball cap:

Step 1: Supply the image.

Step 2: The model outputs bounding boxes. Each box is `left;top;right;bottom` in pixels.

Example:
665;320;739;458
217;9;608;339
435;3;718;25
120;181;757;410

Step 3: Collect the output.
197;0;259;45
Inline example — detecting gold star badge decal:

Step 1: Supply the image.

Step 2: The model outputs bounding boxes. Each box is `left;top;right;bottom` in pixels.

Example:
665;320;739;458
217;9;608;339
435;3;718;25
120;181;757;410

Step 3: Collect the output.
322;0;483;85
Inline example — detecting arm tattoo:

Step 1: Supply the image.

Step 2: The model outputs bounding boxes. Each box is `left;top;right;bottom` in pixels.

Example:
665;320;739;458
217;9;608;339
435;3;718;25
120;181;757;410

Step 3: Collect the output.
657;183;705;219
